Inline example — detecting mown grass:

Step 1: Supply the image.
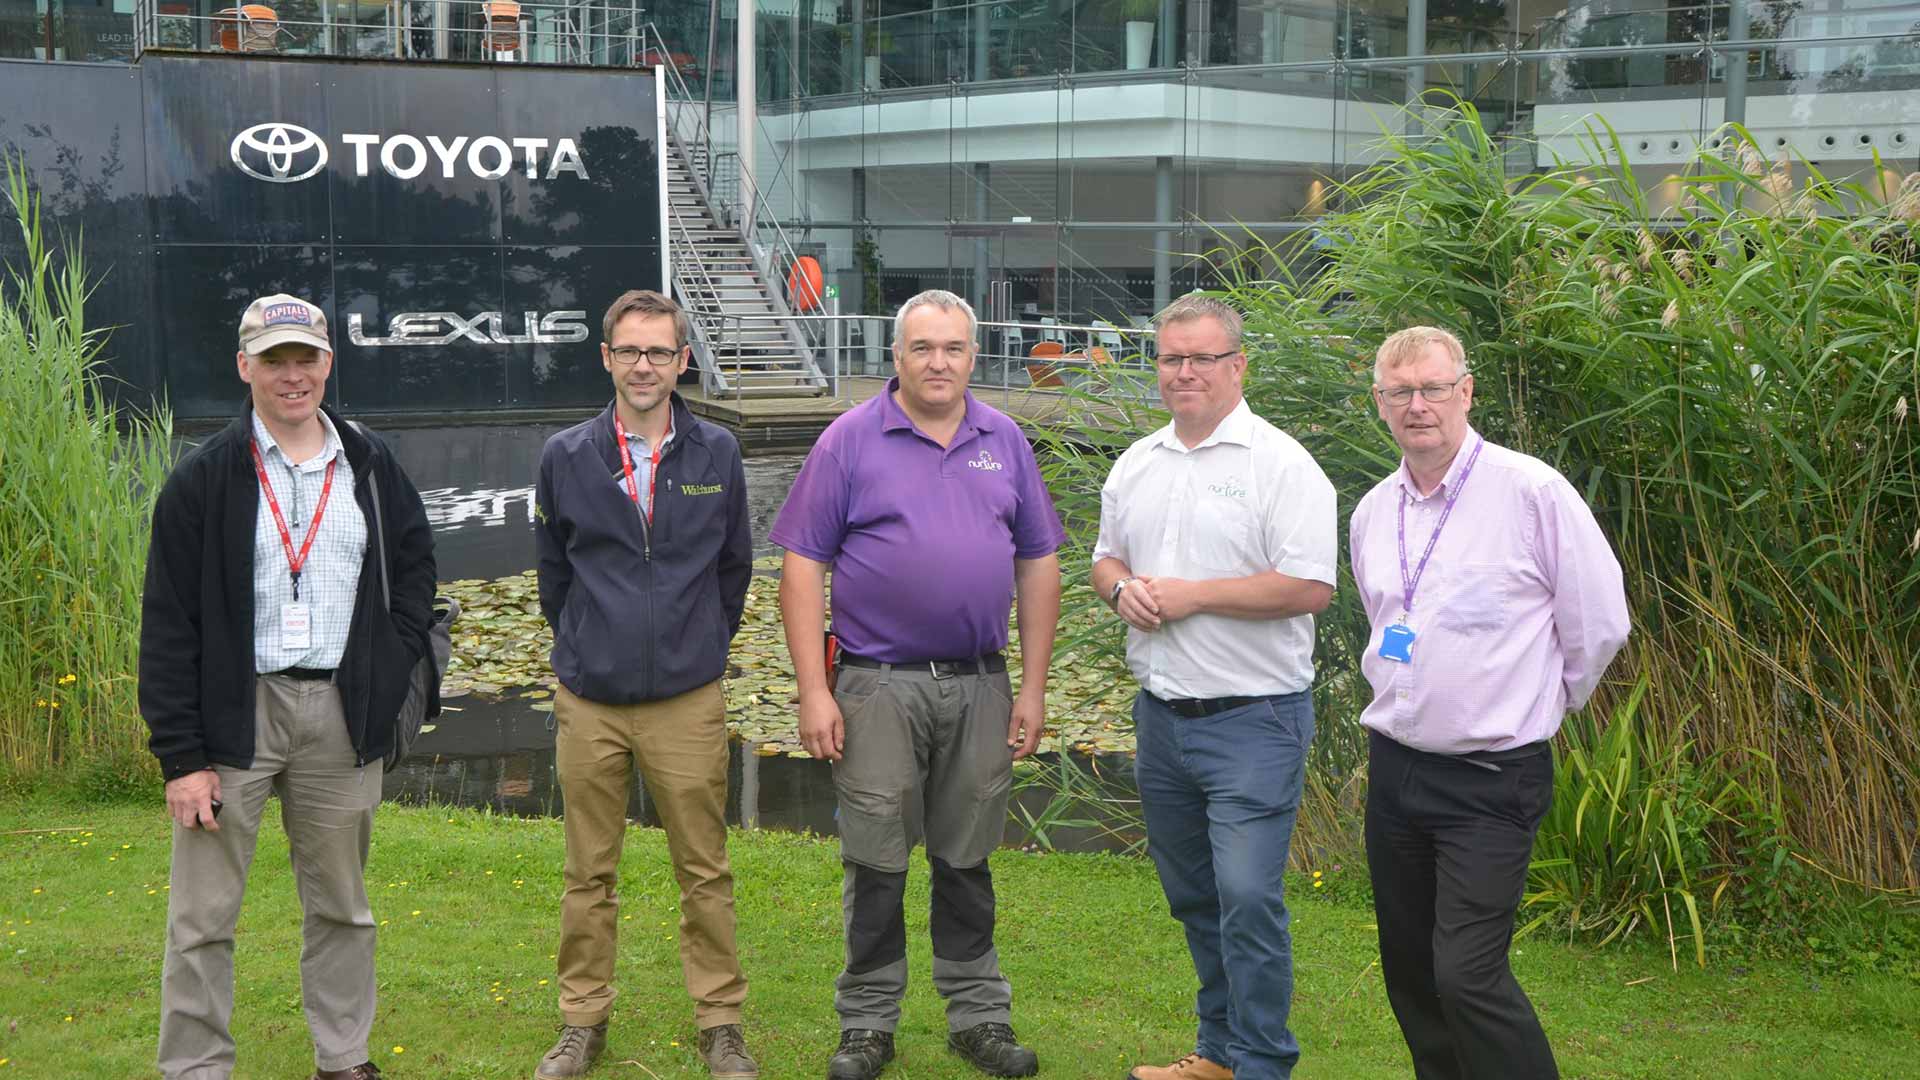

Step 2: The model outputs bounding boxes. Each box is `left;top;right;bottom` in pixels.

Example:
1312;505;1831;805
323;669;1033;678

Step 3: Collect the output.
2;796;1915;1078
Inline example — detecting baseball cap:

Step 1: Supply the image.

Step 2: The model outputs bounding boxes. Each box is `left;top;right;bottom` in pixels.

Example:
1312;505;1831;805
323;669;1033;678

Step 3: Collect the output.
238;294;331;355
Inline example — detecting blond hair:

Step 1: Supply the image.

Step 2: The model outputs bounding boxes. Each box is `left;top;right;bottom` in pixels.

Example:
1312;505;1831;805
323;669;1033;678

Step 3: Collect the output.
1374;326;1468;383
1154;293;1243;350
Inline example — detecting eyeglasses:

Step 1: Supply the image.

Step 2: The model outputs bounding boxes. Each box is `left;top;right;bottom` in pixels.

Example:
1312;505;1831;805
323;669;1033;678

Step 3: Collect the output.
1155;351;1239;373
608;345;682;367
1374;374;1469;407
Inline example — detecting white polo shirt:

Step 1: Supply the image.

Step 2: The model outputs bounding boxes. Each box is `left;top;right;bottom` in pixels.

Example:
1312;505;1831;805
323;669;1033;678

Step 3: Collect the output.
1093;398;1337;700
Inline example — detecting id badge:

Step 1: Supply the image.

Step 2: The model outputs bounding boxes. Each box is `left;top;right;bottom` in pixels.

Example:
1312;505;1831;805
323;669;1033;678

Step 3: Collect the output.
280;602;313;652
1379;622;1415;663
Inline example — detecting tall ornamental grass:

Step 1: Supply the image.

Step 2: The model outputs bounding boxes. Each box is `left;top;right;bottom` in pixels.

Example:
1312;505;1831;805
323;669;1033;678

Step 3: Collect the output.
0;160;174;785
1039;101;1920;956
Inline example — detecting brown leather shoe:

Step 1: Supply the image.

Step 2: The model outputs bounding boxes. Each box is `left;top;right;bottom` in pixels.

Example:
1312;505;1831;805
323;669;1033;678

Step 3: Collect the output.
1128;1052;1232;1080
311;1064;382;1080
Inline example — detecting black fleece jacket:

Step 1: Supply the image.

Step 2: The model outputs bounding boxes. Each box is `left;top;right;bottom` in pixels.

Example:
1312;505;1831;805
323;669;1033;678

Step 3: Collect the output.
138;401;437;780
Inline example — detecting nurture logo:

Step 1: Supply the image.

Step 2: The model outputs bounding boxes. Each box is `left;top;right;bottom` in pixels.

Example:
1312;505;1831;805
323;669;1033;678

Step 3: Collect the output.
967;450;1004;472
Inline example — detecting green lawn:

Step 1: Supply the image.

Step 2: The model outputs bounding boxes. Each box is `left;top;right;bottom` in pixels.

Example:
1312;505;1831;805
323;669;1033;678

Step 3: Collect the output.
1;798;1913;1079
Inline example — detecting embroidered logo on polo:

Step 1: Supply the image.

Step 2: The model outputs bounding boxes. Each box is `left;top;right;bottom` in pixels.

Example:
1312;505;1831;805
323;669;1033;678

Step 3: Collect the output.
681;482;723;496
967;450;1005;472
1208;476;1247;499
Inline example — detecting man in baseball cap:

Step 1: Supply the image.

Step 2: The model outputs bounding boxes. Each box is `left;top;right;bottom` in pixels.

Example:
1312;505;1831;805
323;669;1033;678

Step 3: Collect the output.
141;292;439;1080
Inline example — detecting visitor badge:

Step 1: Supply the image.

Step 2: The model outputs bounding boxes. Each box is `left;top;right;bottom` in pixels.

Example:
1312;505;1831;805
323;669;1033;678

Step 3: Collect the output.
1379;623;1415;663
280;602;312;652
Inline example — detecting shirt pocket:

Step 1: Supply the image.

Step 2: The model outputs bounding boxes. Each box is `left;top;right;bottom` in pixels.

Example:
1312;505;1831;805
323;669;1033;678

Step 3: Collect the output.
1188;497;1257;574
1435;561;1511;633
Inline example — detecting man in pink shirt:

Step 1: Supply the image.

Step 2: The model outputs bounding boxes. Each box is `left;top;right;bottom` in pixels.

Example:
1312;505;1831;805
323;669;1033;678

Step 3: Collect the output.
1349;326;1630;1080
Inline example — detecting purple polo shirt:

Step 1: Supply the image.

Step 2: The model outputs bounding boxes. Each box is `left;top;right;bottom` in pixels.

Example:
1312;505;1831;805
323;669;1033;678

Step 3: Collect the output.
771;378;1065;663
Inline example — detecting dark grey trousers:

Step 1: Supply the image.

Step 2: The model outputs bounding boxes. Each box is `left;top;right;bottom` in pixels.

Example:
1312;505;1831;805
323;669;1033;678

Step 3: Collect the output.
829;662;1015;1033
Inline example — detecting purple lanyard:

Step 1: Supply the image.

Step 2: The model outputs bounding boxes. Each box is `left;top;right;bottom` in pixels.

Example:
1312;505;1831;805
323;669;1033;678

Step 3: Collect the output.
1395;436;1485;618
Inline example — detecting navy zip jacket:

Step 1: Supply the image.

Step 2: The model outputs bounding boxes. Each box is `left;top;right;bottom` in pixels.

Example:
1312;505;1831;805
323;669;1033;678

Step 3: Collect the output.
535;394;751;704
138;401;438;780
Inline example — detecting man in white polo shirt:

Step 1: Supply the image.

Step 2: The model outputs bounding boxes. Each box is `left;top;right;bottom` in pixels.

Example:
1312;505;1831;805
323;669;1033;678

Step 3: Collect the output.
1092;294;1337;1080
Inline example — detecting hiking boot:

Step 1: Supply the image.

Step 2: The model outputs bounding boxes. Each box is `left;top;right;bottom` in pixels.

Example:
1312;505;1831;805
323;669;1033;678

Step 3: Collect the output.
827;1028;895;1080
699;1023;759;1079
535;1022;608;1079
312;1065;382;1080
948;1022;1039;1077
1128;1052;1233;1080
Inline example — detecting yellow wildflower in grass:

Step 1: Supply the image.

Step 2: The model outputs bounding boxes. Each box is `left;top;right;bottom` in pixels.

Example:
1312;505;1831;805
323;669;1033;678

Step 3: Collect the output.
411;910;421;916
538;979;549;986
392;1047;405;1055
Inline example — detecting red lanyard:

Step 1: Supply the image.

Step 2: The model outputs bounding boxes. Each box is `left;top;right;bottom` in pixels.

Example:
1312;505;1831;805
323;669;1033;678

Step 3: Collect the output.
612;413;667;524
248;438;337;602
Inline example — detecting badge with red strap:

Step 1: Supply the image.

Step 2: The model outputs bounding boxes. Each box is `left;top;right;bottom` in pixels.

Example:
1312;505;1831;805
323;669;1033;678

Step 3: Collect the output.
612;412;664;524
249;438;336;650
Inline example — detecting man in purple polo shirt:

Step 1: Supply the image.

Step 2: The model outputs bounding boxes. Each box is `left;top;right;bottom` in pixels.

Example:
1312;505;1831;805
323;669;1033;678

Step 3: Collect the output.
773;289;1063;1080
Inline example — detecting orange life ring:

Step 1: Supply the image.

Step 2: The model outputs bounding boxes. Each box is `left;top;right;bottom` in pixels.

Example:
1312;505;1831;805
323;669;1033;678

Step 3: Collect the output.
787;256;824;312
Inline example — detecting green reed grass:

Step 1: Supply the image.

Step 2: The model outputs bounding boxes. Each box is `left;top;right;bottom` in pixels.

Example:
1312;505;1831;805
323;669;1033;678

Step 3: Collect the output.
1036;100;1920;957
0;159;174;783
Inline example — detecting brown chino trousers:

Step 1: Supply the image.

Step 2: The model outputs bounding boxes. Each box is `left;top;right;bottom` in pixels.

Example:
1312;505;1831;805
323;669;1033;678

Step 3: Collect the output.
553;679;747;1029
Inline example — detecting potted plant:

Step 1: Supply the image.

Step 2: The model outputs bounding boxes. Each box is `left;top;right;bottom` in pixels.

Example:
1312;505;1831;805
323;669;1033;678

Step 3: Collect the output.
1099;0;1161;70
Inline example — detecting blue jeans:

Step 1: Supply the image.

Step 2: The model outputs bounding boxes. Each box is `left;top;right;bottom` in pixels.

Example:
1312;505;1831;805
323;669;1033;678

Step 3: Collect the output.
1134;690;1314;1080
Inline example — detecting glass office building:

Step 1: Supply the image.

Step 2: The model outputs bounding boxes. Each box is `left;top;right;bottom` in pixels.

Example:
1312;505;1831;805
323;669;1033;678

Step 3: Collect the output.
729;0;1920;322
7;0;1919;324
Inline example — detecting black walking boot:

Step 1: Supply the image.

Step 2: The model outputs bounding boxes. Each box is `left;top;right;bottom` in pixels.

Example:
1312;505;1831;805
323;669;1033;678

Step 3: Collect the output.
948;1021;1039;1077
827;1028;895;1080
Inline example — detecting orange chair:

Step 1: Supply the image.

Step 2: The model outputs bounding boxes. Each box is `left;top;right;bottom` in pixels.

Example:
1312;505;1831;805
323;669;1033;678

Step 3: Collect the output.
214;5;279;52
483;1;522;58
1026;340;1066;388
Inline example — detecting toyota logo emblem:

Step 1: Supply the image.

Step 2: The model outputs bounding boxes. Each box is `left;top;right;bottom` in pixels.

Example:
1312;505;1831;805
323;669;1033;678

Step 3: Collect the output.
230;122;329;183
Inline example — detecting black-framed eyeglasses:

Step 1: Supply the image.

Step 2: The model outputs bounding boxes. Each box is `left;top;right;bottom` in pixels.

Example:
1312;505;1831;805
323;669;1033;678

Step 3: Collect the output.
608;345;682;367
1374;374;1469;407
1155;351;1239;373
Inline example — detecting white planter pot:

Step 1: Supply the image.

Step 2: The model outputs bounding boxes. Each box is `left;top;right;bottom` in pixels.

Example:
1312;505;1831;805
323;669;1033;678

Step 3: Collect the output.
1125;20;1154;70
864;54;882;90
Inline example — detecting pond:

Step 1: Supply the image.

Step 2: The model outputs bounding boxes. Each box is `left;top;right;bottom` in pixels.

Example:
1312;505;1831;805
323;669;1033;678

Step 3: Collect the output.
363;421;1141;854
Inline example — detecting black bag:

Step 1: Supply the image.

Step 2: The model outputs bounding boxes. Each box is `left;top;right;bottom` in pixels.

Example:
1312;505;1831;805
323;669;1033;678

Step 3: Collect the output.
357;428;459;772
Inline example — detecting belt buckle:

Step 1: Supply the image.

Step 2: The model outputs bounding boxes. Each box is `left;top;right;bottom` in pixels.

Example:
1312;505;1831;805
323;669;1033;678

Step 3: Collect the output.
929;661;954;680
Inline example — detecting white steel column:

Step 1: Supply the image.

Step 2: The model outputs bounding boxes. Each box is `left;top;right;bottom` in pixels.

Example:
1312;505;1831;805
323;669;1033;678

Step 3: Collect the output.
738;0;758;231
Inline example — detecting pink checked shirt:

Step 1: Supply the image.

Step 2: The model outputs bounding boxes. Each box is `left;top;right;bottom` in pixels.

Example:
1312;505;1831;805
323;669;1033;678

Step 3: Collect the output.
1349;431;1631;754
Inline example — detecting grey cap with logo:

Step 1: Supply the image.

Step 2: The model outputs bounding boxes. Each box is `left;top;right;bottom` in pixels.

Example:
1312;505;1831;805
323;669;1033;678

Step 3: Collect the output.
238;294;332;355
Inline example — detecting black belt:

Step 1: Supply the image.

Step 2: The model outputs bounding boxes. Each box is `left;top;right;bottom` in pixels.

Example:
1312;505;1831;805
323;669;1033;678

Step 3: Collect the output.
838;651;1006;679
1372;730;1549;773
1150;692;1268;719
272;667;335;682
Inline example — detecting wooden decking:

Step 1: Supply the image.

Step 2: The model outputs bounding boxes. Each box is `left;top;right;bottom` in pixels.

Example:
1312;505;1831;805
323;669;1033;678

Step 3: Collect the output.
683;377;1120;451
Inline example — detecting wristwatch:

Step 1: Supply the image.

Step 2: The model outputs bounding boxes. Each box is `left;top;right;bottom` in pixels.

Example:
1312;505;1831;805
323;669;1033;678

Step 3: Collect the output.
1109;576;1138;606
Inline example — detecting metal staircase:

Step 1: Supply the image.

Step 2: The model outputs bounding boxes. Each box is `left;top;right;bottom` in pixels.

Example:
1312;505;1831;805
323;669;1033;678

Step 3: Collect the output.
647;26;826;398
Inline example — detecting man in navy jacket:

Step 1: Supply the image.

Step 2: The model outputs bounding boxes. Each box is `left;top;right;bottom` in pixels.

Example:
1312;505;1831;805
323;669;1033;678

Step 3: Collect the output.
140;293;436;1080
532;289;757;1080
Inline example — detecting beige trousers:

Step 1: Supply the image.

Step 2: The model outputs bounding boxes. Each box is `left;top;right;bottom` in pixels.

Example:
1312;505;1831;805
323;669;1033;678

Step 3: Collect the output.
156;675;382;1080
554;679;747;1028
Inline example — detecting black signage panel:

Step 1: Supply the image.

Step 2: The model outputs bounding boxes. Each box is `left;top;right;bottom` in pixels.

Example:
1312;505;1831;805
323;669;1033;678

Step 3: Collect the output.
3;53;665;418
503;244;666;408
151;245;335;419
331;245;509;412
0;59;158;401
325;65;503;246
497;67;663;249
144;56;334;246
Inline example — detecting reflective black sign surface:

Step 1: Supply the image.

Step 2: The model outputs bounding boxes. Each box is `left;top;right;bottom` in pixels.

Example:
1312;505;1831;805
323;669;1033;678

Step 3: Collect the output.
0;53;665;418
